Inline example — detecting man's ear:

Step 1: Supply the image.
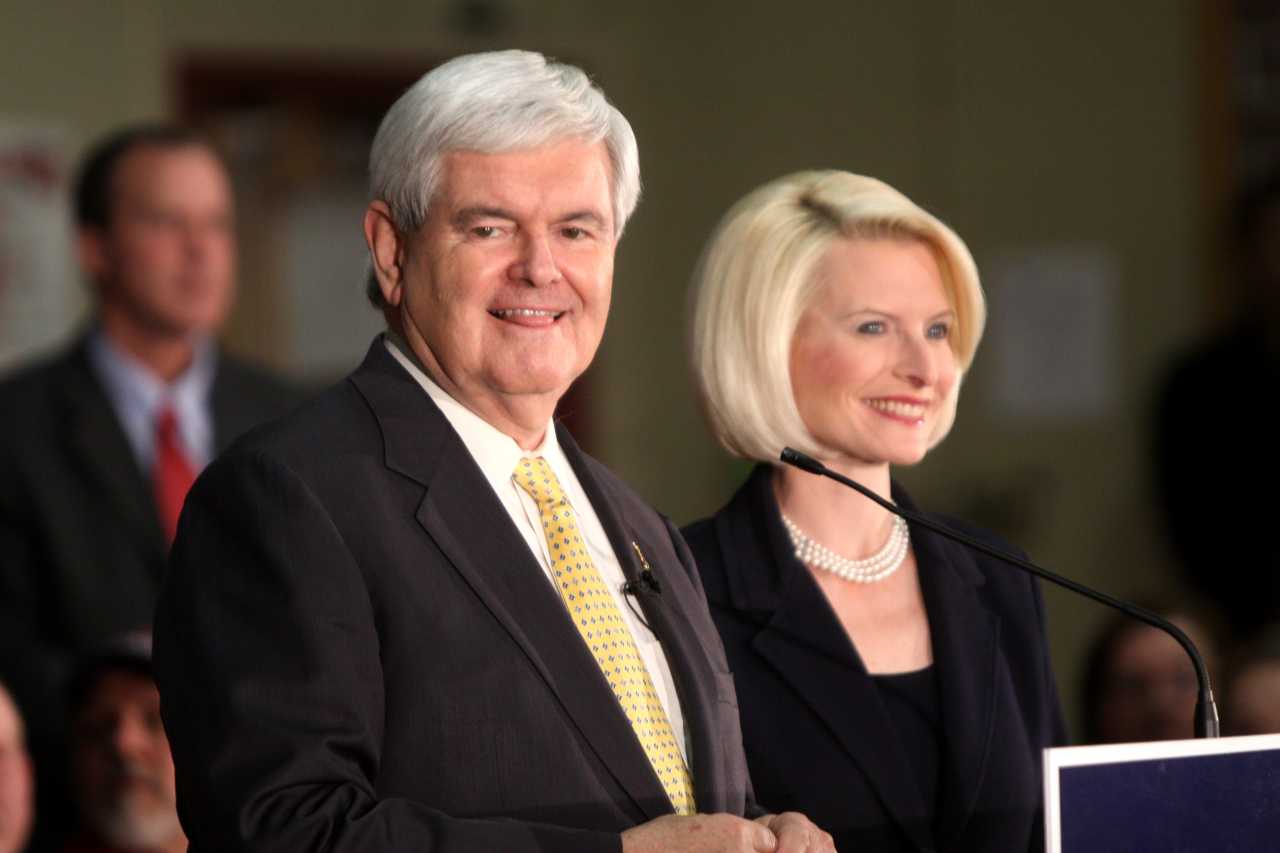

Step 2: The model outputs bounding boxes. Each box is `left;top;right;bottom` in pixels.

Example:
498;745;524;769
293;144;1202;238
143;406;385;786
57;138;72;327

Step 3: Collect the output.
76;227;112;288
363;201;406;308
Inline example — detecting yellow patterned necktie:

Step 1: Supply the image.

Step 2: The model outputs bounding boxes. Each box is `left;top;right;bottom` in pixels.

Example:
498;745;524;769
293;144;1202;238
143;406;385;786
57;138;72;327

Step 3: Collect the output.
513;456;696;815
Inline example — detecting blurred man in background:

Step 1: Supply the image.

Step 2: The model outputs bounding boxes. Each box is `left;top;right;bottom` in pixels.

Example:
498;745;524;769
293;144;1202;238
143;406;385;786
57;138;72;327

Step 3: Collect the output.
0;681;34;853
1155;170;1280;638
0;122;299;850
63;636;184;853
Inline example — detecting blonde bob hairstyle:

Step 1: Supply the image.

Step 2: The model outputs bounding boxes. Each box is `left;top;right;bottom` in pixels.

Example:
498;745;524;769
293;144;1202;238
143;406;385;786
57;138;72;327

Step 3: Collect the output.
689;170;985;464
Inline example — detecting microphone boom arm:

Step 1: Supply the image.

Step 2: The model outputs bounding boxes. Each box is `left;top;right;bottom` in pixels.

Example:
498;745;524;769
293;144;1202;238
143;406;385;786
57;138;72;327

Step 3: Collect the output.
780;447;1220;739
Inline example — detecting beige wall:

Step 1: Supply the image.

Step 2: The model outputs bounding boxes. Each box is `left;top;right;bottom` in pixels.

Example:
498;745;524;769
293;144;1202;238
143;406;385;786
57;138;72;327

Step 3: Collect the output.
0;0;1207;734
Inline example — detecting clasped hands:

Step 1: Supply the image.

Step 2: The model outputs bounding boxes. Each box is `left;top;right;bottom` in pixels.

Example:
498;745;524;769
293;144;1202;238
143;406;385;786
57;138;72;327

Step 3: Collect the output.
621;811;835;852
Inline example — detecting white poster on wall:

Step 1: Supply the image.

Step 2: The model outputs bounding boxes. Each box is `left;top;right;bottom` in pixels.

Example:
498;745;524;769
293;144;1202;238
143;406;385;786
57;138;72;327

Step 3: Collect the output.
986;244;1118;422
0;124;81;371
282;182;384;381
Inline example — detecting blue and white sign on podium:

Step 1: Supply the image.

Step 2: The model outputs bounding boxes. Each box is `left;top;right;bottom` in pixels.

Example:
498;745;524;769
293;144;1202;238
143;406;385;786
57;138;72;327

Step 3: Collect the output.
1045;734;1280;852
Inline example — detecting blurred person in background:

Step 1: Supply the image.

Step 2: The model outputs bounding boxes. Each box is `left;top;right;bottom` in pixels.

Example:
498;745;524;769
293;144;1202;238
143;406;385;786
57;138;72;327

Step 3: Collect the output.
0;122;299;849
683;171;1066;853
1222;624;1280;736
0;681;34;853
63;635;183;853
1079;604;1218;743
1155;169;1280;638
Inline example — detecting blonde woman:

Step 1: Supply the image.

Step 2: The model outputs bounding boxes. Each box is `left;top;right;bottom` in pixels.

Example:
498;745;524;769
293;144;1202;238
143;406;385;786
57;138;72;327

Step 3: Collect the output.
683;171;1066;853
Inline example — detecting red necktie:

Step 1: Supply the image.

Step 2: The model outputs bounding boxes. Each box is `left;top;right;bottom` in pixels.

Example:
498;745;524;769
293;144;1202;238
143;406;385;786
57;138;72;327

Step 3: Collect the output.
153;406;196;546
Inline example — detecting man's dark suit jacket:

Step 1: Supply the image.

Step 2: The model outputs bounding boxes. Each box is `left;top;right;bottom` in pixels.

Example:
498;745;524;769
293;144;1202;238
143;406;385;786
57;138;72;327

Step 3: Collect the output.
683;465;1067;853
152;340;754;852
0;335;299;729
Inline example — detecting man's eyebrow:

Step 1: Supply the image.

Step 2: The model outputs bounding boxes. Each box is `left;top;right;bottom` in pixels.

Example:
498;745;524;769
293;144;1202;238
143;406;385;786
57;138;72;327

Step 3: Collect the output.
451;206;517;226
558;210;608;228
449;206;611;230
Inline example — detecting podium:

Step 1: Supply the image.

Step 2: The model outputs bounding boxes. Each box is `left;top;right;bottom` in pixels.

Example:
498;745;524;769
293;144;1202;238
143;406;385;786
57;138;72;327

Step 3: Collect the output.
1044;734;1280;852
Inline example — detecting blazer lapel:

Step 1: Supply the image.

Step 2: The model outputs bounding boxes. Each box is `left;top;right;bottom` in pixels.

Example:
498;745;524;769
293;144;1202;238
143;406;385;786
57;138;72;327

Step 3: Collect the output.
557;426;727;813
909;510;1000;847
727;469;934;851
59;342;165;557
350;343;670;822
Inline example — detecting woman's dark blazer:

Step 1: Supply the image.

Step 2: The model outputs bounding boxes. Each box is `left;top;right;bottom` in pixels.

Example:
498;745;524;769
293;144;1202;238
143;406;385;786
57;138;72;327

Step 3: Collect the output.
683;465;1067;853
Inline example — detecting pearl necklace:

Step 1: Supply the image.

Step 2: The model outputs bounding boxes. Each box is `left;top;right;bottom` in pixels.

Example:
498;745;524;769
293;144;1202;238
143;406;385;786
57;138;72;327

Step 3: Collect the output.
781;512;910;583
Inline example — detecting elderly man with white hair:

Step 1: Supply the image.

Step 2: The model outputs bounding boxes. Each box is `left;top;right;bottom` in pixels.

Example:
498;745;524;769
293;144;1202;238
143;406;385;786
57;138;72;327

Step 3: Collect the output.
154;51;832;853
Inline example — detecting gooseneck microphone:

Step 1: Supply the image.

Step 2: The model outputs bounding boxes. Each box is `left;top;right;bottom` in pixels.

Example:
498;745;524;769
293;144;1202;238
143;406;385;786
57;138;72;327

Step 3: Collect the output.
780;447;1221;739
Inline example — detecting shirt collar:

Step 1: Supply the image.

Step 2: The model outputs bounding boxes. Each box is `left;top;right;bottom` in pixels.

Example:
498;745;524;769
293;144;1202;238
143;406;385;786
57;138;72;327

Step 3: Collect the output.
88;328;216;411
86;327;217;466
383;333;562;495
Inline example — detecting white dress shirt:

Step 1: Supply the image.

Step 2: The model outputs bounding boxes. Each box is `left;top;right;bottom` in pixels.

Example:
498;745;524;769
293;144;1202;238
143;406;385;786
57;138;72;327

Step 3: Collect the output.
385;336;688;761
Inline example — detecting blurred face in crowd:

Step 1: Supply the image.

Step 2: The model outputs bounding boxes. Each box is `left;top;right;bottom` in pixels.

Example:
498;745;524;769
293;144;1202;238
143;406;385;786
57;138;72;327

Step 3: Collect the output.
0;686;33;853
368;137;615;445
82;143;236;343
1225;660;1280;736
790;237;957;471
73;670;184;850
1093;622;1202;743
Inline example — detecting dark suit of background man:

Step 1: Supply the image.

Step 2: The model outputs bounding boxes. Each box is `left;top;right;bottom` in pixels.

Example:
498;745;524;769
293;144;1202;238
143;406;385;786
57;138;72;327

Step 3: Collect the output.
153;50;833;853
0;123;299;849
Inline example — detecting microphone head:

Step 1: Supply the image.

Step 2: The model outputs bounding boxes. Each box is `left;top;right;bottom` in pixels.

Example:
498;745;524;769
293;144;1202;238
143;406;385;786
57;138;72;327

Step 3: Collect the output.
780;447;827;475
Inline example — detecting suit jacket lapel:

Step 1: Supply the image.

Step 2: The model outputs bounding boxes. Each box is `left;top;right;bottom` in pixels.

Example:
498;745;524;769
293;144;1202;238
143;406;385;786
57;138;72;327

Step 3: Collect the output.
350;343;670;822
908;506;1000;847
59;341;164;557
725;468;934;851
558;426;728;813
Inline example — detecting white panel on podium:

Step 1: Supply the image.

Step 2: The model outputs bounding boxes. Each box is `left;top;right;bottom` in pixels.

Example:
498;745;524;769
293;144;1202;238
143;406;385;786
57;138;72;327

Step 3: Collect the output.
1045;734;1280;853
